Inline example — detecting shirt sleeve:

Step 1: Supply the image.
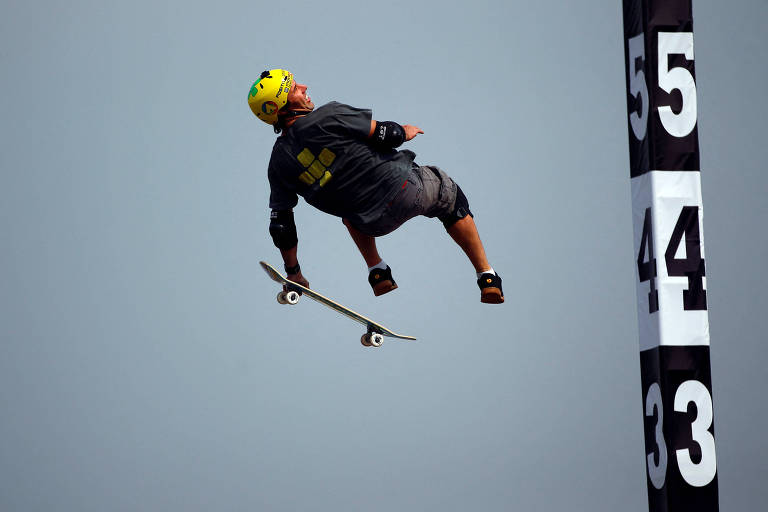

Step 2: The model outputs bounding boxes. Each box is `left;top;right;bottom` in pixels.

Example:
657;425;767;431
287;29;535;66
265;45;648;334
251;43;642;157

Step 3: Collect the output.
327;101;372;140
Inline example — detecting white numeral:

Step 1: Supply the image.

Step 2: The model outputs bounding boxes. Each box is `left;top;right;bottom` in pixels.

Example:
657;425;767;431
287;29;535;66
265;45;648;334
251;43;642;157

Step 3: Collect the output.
674;380;717;487
627;34;649;140
658;32;697;137
645;382;667;489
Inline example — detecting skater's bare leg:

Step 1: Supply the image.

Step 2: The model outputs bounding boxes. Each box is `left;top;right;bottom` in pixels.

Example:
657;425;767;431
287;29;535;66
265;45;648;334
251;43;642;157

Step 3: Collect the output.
447;215;504;303
343;219;382;267
446;215;491;273
343;219;398;296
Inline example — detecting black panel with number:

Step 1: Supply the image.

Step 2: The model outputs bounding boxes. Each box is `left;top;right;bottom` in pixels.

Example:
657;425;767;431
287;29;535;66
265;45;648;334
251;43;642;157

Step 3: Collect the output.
641;347;718;510
623;0;700;177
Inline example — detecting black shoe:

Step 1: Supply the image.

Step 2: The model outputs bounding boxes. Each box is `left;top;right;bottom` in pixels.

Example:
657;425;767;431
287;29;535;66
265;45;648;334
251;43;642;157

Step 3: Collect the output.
368;266;398;296
477;272;504;304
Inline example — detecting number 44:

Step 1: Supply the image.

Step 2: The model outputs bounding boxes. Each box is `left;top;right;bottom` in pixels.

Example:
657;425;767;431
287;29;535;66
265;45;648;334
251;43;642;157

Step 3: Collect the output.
638;206;707;313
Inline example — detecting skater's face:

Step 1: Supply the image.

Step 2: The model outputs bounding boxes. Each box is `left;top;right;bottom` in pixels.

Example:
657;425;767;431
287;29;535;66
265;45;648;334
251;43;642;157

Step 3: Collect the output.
286;79;314;112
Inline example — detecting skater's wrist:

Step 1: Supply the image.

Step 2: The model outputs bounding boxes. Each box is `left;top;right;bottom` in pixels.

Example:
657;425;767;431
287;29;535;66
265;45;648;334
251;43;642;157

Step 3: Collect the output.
284;263;301;275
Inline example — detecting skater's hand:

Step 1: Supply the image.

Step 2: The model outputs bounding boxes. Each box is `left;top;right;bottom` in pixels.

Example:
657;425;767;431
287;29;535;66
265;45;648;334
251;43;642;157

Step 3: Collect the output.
403;124;424;141
286;271;309;291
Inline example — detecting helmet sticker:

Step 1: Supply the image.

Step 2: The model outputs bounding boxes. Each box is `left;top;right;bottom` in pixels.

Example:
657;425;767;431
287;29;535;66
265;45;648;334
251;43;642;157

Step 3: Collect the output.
262;101;278;115
277;74;293;98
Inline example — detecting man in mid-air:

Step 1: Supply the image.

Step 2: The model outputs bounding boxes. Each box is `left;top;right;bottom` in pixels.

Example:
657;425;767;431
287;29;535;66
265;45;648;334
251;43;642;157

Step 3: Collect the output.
249;69;503;304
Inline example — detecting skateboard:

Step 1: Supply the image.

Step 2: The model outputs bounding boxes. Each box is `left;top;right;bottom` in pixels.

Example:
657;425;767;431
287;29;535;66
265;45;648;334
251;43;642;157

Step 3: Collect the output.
259;261;416;347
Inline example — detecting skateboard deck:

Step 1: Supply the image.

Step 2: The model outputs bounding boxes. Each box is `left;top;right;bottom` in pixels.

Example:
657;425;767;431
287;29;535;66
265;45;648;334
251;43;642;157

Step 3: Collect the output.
259;261;416;347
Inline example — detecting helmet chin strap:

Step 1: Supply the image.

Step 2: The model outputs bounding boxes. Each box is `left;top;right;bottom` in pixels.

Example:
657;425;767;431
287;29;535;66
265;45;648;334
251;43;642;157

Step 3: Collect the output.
279;106;314;123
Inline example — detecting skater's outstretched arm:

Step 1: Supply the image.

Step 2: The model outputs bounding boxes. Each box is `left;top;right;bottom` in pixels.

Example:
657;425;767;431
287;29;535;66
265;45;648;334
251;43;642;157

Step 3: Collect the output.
368;120;424;148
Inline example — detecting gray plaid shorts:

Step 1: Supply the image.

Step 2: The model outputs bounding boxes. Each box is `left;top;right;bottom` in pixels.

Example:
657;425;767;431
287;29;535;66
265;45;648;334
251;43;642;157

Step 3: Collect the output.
355;164;459;237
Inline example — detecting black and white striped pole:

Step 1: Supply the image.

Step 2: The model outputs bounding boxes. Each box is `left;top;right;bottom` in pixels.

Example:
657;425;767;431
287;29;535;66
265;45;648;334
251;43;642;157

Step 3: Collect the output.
622;1;718;510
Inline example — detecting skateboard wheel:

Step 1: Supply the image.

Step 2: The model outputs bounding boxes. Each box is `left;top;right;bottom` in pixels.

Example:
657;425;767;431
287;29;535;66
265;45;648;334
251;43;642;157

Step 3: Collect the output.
277;291;288;304
285;291;300;305
369;333;383;347
361;333;373;347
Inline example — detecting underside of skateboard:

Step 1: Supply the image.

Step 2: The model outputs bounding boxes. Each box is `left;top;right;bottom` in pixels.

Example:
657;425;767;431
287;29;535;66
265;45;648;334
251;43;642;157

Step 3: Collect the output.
275;290;385;347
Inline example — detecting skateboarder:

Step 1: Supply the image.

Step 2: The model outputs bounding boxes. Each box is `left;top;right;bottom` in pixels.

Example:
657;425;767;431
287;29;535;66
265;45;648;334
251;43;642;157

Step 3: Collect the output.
248;69;504;304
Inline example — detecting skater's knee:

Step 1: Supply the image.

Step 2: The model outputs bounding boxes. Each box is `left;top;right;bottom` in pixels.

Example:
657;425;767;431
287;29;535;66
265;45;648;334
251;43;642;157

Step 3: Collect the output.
439;186;473;229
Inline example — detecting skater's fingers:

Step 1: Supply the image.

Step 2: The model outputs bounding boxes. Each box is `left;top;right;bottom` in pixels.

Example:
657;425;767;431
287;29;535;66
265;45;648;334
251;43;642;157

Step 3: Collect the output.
403;125;423;141
288;276;310;290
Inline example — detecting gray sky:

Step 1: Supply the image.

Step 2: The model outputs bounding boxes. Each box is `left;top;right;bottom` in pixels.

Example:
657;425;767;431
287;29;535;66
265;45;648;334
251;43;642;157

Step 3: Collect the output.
1;1;766;510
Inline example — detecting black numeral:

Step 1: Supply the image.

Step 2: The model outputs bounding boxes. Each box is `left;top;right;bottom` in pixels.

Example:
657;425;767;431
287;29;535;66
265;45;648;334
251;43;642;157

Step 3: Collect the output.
638;206;707;313
637;207;659;313
665;206;707;310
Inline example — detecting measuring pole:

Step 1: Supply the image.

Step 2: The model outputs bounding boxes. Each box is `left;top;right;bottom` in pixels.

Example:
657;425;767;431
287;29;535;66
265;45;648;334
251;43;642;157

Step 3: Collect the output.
622;1;718;510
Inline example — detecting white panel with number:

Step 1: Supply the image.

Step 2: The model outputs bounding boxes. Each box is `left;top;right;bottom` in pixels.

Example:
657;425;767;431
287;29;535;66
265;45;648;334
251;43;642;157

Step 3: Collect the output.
631;171;710;351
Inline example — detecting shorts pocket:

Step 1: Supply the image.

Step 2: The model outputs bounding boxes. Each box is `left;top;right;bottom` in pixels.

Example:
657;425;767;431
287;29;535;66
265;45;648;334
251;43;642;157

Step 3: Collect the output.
425;166;457;218
385;176;422;225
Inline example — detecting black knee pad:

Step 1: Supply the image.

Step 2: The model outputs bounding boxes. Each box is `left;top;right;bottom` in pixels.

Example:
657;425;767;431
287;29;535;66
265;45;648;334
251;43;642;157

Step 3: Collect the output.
439;185;473;229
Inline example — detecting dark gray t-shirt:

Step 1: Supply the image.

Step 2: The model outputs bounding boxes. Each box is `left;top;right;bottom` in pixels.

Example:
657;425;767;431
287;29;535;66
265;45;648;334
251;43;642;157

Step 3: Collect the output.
267;101;416;227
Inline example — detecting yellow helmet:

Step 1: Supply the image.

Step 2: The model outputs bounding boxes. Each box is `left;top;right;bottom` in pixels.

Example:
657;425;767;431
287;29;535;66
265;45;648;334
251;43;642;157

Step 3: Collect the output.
248;69;294;125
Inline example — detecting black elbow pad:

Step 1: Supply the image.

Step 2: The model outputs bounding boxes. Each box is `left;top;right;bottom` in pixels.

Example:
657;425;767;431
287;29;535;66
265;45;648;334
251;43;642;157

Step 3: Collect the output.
269;210;298;249
372;121;405;149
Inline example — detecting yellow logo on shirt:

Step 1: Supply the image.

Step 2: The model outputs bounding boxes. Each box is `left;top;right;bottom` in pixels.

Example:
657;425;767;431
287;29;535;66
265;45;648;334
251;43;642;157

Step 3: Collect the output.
296;148;335;187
